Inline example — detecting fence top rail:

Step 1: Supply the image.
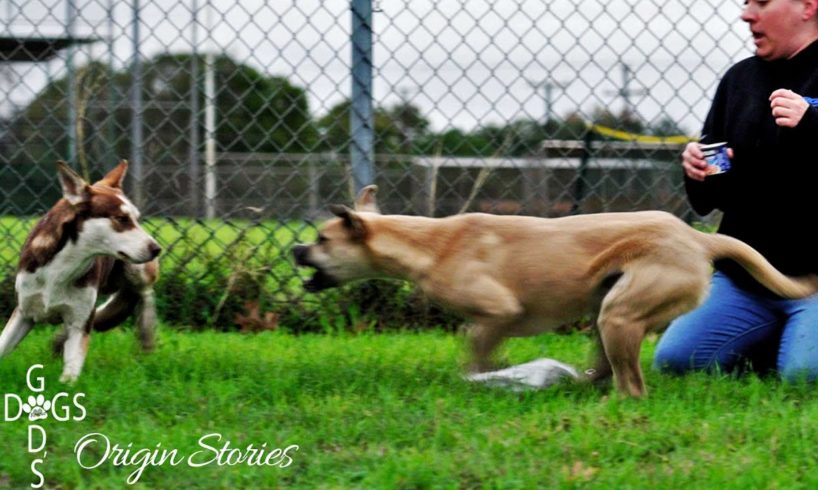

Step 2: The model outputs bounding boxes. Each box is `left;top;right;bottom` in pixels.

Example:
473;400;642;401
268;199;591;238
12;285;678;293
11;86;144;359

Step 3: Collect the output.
412;155;667;169
542;139;687;159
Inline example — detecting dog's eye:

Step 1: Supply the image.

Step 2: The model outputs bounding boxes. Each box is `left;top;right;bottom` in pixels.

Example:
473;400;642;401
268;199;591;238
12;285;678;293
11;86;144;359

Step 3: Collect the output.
113;215;131;225
317;235;328;244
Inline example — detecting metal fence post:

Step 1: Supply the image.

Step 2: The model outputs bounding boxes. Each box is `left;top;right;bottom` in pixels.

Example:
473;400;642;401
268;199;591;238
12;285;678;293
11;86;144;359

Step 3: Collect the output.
571;128;593;215
66;0;77;167
204;51;216;220
106;0;117;168
350;0;374;194
188;0;201;217
129;0;144;206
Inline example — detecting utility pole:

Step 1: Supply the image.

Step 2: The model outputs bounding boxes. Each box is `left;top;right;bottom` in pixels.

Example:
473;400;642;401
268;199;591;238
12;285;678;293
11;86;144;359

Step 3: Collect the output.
527;78;567;126
607;63;647;117
396;85;419;153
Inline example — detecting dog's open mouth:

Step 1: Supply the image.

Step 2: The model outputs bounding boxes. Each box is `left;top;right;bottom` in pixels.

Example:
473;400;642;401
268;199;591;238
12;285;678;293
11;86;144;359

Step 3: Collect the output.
292;245;340;292
303;269;339;292
293;245;339;292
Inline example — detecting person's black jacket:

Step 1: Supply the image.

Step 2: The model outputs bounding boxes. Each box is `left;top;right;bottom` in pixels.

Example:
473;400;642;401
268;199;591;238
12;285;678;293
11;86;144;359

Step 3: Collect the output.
685;39;818;295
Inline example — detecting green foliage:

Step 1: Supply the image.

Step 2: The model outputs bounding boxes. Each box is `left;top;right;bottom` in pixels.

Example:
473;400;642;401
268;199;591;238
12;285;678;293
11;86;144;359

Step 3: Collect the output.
415;127;495;156
2;53;319;213
316;99;431;154
591;106;644;134
0;329;816;488
649;116;687;137
316;95;692;159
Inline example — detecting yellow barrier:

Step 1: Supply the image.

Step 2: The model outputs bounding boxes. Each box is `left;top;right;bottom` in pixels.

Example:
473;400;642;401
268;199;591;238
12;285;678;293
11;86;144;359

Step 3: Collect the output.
589;124;695;145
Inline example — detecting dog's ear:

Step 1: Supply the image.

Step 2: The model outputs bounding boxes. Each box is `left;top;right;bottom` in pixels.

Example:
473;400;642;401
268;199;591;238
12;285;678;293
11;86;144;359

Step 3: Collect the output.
354;184;380;213
97;159;128;188
329;204;368;240
56;161;90;206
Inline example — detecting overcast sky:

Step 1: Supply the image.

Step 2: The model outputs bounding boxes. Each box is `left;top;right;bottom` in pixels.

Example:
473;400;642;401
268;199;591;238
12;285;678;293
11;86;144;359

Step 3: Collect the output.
2;0;751;135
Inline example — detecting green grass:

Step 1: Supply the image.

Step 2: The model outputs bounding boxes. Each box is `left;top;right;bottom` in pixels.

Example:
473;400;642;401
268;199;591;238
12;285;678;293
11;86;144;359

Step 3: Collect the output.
1;327;817;489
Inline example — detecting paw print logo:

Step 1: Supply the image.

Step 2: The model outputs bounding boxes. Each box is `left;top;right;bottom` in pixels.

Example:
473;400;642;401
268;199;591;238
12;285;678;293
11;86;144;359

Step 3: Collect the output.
22;394;51;421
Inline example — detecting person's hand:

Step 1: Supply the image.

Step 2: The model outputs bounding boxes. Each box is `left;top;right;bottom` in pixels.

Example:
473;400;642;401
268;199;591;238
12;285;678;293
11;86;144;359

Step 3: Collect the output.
682;142;708;181
682;142;733;182
770;89;809;128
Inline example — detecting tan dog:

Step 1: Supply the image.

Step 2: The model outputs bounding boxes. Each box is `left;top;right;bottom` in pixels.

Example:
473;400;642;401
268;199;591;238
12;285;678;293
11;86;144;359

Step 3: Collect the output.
293;186;818;397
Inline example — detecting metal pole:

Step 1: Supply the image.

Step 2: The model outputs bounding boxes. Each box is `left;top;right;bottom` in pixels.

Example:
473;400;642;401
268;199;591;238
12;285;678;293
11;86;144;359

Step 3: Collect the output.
621;64;632;115
571;129;593;215
308;157;318;219
189;0;201;217
204;51;216;220
616;63;646;117
130;0;144;206
544;83;554;123
350;0;374;193
66;0;77;165
106;0;116;166
527;79;567;127
203;2;216;219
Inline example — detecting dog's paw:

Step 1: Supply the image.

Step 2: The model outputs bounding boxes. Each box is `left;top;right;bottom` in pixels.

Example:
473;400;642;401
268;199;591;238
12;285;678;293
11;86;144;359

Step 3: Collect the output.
22;395;52;421
59;372;79;385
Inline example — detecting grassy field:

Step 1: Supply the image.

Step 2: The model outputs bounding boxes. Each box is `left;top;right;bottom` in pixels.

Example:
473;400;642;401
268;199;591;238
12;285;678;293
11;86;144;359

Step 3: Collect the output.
1;327;817;489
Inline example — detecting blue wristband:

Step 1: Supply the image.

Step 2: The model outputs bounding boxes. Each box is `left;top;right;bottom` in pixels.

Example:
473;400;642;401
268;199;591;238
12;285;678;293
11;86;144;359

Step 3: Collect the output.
805;97;818;108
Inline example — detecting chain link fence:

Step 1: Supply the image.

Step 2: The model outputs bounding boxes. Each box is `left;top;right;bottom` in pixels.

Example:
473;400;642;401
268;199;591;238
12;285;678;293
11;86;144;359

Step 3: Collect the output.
0;0;747;330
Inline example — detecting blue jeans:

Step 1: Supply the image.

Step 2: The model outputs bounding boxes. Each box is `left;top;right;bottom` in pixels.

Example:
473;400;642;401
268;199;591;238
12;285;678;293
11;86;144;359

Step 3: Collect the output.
653;271;818;382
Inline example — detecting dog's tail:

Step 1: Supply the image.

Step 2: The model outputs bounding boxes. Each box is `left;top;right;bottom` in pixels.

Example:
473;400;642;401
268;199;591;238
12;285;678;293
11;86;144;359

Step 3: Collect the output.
93;290;140;331
698;232;818;299
51;290;144;357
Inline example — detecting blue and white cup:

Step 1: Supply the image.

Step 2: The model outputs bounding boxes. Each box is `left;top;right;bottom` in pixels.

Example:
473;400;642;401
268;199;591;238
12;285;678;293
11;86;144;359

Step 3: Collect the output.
701;142;730;176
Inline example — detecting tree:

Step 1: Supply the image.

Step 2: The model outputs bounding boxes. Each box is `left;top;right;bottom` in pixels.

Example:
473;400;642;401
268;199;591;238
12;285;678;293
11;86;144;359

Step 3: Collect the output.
140;54;318;154
648;117;687;137
4;53;318;170
414;128;494;157
385;101;430;153
590;107;644;134
316;99;432;154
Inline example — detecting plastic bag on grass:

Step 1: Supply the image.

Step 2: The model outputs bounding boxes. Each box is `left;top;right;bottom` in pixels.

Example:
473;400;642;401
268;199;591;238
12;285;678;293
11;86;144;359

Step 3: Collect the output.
464;358;580;391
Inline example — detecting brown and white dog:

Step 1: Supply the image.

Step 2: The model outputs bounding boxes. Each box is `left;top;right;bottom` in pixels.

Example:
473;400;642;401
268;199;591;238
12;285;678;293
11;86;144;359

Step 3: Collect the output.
293;186;818;397
0;161;161;383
